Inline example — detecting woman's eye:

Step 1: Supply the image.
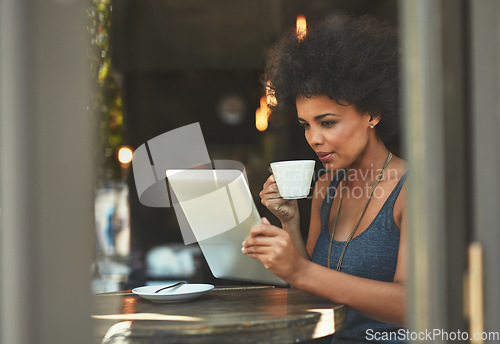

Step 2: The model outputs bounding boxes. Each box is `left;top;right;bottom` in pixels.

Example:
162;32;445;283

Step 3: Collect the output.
321;121;336;127
298;122;310;130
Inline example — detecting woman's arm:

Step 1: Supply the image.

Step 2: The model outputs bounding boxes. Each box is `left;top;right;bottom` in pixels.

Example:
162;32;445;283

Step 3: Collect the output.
243;218;406;326
292;211;407;326
281;217;309;260
243;181;408;326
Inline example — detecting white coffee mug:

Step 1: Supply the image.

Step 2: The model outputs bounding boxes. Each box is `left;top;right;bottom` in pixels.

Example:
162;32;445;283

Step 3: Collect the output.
270;160;315;199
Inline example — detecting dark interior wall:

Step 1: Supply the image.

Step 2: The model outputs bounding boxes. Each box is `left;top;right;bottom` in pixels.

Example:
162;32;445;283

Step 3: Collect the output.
110;0;283;71
110;0;399;272
111;0;397;72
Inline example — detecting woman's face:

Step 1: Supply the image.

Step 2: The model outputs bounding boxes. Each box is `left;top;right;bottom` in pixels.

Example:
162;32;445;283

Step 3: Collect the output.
296;95;378;170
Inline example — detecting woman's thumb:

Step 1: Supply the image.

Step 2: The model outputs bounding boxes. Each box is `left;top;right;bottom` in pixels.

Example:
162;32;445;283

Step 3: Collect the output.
261;217;271;225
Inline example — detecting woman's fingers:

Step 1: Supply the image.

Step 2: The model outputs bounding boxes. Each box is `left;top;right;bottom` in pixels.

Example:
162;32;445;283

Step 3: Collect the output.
241;244;273;255
259;175;298;223
242;221;283;250
261;217;271;225
260;186;285;209
241;222;302;280
242;236;272;249
243;252;271;269
259;183;280;197
248;222;282;237
262;174;276;188
243;234;279;249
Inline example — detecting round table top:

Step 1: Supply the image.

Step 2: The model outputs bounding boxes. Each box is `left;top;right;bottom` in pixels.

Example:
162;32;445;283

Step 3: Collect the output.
92;285;346;344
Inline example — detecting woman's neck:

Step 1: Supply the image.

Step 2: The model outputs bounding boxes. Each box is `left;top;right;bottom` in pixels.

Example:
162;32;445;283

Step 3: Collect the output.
344;143;390;188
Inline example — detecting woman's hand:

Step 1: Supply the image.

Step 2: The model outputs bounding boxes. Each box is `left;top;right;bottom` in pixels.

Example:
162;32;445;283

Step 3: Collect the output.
260;174;299;224
242;218;307;283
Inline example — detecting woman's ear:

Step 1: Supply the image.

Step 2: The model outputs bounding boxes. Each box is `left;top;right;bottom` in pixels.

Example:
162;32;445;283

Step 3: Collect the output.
368;114;381;128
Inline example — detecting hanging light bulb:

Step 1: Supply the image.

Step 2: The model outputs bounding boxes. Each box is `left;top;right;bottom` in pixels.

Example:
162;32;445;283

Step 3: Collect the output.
256;108;267;132
256;96;271;132
296;14;307;41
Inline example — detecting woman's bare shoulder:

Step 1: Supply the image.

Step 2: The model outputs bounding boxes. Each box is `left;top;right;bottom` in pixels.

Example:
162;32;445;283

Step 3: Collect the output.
387;155;408;181
390;156;408;228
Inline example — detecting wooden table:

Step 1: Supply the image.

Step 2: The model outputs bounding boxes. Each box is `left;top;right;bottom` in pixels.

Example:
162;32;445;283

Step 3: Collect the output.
93;286;346;344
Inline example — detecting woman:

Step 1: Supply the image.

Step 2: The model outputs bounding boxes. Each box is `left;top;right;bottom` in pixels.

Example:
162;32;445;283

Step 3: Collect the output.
242;14;408;343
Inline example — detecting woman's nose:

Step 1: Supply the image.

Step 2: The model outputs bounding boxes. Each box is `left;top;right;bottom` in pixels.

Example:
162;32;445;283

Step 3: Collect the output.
306;128;323;146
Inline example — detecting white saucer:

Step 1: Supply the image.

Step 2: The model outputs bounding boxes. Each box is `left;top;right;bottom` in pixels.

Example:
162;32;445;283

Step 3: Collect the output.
132;284;214;302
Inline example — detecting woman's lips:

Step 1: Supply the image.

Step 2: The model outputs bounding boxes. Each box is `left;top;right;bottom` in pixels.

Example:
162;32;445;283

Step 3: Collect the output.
316;152;334;162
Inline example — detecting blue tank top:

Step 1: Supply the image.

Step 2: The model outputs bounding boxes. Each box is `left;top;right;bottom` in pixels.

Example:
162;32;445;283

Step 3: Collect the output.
311;171;408;344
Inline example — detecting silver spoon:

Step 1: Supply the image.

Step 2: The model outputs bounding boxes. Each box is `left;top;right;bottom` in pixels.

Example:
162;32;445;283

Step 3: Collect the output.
154;281;185;293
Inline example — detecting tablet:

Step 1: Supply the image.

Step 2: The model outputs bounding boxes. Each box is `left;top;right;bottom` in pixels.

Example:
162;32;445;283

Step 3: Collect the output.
166;169;287;286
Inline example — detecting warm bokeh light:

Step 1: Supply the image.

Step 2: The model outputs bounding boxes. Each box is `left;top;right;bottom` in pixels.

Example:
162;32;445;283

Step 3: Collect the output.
296;15;307;41
117;146;133;164
92;313;203;321
256;96;271;132
307;308;336;338
256;108;268;132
